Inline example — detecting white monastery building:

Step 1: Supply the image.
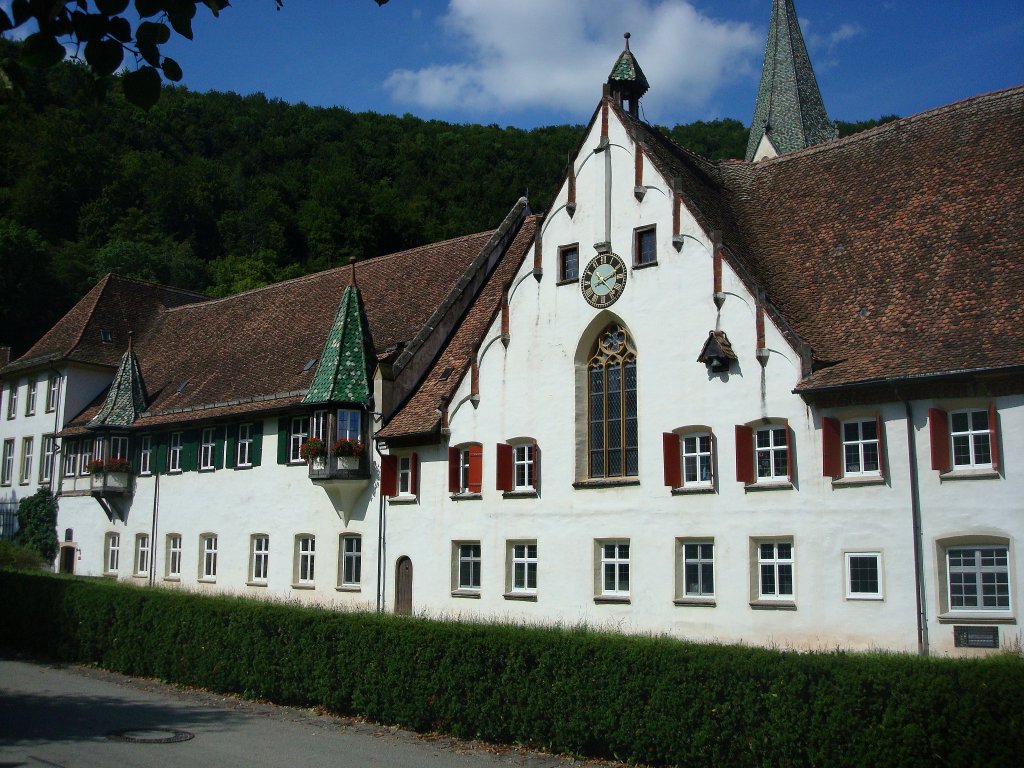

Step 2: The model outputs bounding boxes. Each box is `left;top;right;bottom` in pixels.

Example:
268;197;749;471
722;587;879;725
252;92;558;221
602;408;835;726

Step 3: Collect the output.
2;0;1022;656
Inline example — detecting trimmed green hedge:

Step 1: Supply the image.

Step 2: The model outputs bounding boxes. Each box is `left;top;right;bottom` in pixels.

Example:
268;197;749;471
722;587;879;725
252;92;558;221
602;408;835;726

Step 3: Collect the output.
2;571;1021;767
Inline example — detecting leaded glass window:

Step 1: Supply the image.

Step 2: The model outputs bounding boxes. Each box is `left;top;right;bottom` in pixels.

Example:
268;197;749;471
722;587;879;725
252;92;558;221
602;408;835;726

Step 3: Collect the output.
588;324;638;478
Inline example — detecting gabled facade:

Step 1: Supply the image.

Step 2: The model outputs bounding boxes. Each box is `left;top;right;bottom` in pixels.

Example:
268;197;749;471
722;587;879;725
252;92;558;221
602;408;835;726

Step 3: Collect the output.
2;7;1021;657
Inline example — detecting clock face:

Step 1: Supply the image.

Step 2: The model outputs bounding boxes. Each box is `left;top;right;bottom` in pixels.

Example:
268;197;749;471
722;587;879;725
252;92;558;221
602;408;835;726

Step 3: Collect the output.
581;252;627;308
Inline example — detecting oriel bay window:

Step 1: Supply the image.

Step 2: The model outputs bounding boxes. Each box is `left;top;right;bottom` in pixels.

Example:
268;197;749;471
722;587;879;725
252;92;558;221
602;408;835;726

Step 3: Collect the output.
588;324;638;479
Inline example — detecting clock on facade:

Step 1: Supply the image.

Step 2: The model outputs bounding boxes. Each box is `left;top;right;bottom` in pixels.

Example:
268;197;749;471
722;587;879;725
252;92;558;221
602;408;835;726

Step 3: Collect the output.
581;252;627;308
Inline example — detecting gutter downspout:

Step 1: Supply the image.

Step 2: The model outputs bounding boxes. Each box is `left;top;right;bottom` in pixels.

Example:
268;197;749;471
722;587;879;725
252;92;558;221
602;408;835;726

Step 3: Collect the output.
149;471;160;587
374;440;386;613
899;390;929;656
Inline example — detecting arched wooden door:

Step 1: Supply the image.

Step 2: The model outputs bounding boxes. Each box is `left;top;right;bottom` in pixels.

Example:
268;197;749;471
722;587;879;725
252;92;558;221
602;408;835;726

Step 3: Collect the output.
58;545;75;574
395;556;412;616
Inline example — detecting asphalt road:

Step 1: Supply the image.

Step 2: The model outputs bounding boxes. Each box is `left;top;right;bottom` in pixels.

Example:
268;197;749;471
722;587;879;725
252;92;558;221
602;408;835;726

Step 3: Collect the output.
0;655;618;768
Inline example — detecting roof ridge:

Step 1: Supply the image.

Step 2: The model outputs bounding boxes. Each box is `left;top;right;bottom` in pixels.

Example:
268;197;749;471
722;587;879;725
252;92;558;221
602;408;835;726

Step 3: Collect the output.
102;272;210;300
749;84;1024;167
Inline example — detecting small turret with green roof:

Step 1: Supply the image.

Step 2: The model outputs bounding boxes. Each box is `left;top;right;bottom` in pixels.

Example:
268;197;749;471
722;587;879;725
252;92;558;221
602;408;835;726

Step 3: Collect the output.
88;333;147;428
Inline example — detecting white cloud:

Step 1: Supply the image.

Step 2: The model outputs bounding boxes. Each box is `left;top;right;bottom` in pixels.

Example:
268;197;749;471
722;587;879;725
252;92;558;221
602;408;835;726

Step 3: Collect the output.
384;0;761;121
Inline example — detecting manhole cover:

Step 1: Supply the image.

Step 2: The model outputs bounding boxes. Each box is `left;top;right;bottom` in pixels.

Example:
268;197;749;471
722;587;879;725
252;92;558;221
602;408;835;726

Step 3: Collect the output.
107;728;195;744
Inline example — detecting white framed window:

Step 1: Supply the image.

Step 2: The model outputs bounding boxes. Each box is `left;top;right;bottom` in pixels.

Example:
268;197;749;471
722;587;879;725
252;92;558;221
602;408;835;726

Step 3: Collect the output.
340;534;361;587
681;541;715;598
460;447;473;493
397;455;413;495
845;552;883;600
311;409;327;441
842;419;880;476
509;541;538;594
456;542;482;592
139;436;152;475
237;423;252;467
110;435;129;461
26;379;37;416
294;535;316;585
169;432;182;472
20;437;33;484
757;540;794;600
78;440;92;476
2;439;15;485
337;408;361;441
62;440;77;477
512;444;536;491
289;416;309;463
681;432;713;487
135;534;150;576
250;534;269;583
599;540;630;597
166;534;182;578
40;436;56;483
948;546;1009;611
6;384;17;419
105;532;120;573
199;427;216;470
755;426;789;481
46;374;60;412
950;409;993;469
200;534;218;580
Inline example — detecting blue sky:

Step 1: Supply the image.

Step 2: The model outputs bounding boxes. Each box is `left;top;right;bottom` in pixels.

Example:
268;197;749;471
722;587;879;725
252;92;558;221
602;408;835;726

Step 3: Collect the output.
9;1;1024;128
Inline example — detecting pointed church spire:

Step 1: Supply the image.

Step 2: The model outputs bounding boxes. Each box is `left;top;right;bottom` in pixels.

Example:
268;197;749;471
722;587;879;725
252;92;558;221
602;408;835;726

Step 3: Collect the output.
607;32;649;118
745;0;838;161
88;333;148;428
303;282;375;405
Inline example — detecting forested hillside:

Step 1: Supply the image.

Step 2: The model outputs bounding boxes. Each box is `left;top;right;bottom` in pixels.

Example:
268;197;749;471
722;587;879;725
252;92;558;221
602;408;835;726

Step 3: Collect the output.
0;41;895;357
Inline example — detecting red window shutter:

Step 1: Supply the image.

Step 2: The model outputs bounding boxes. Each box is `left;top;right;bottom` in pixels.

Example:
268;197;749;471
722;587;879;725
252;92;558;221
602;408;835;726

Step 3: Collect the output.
735;425;754;484
532;442;541;492
786;426;795;481
447;446;460;492
876;414;886;479
380;454;398;497
410;451;419;495
989;402;1000;472
822;417;841;478
928;408;950;472
468;444;483;493
496;442;513;492
662;432;681;487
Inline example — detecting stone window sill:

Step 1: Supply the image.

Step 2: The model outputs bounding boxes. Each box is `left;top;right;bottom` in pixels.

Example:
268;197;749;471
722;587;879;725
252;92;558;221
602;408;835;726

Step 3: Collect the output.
674;597;716;607
939;468;1000;482
502;489;538;499
594;594;630;605
750;599;797;611
632;260;659;271
291;583;315;590
389;495;418;505
163;577;180;583
336;585;361;593
451;589;481;599
246;581;268;588
573;478;640;490
671;485;715;496
450;492;482;501
555;277;578;287
744;481;793;493
831;475;885;488
937;612;1015;625
503;592;537;602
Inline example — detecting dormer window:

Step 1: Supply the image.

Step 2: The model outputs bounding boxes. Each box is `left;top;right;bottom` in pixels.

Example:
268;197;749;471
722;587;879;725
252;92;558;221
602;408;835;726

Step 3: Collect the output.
100;330;112;343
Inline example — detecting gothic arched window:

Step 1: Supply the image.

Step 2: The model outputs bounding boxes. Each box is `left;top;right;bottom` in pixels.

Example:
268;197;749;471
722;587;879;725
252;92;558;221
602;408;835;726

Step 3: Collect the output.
588;323;638;478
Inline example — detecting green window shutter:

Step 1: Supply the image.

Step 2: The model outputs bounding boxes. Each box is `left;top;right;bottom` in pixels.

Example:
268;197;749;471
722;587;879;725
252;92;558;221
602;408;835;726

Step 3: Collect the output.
276;417;289;465
214;426;226;470
156;434;168;474
251;420;264;467
225;424;237;470
182;429;199;472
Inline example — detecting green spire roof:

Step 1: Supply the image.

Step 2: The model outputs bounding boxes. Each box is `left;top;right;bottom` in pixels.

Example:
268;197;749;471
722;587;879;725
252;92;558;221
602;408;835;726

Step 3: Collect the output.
88;342;147;428
608;32;649;98
303;283;375;405
745;0;838;161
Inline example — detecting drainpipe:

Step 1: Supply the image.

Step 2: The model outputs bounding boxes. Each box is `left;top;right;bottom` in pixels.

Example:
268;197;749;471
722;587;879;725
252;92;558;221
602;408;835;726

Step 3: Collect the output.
149;471;160;587
374;439;386;613
899;390;930;656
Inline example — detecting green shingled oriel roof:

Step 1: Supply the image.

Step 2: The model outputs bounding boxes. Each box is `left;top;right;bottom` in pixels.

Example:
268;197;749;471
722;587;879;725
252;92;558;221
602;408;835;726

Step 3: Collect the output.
303;284;375;405
745;0;838;161
88;345;147;428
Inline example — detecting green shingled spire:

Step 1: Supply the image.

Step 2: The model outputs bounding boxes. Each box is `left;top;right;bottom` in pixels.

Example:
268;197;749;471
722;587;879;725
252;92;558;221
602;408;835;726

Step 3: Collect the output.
88;338;147;428
745;0;838;161
303;281;375;405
